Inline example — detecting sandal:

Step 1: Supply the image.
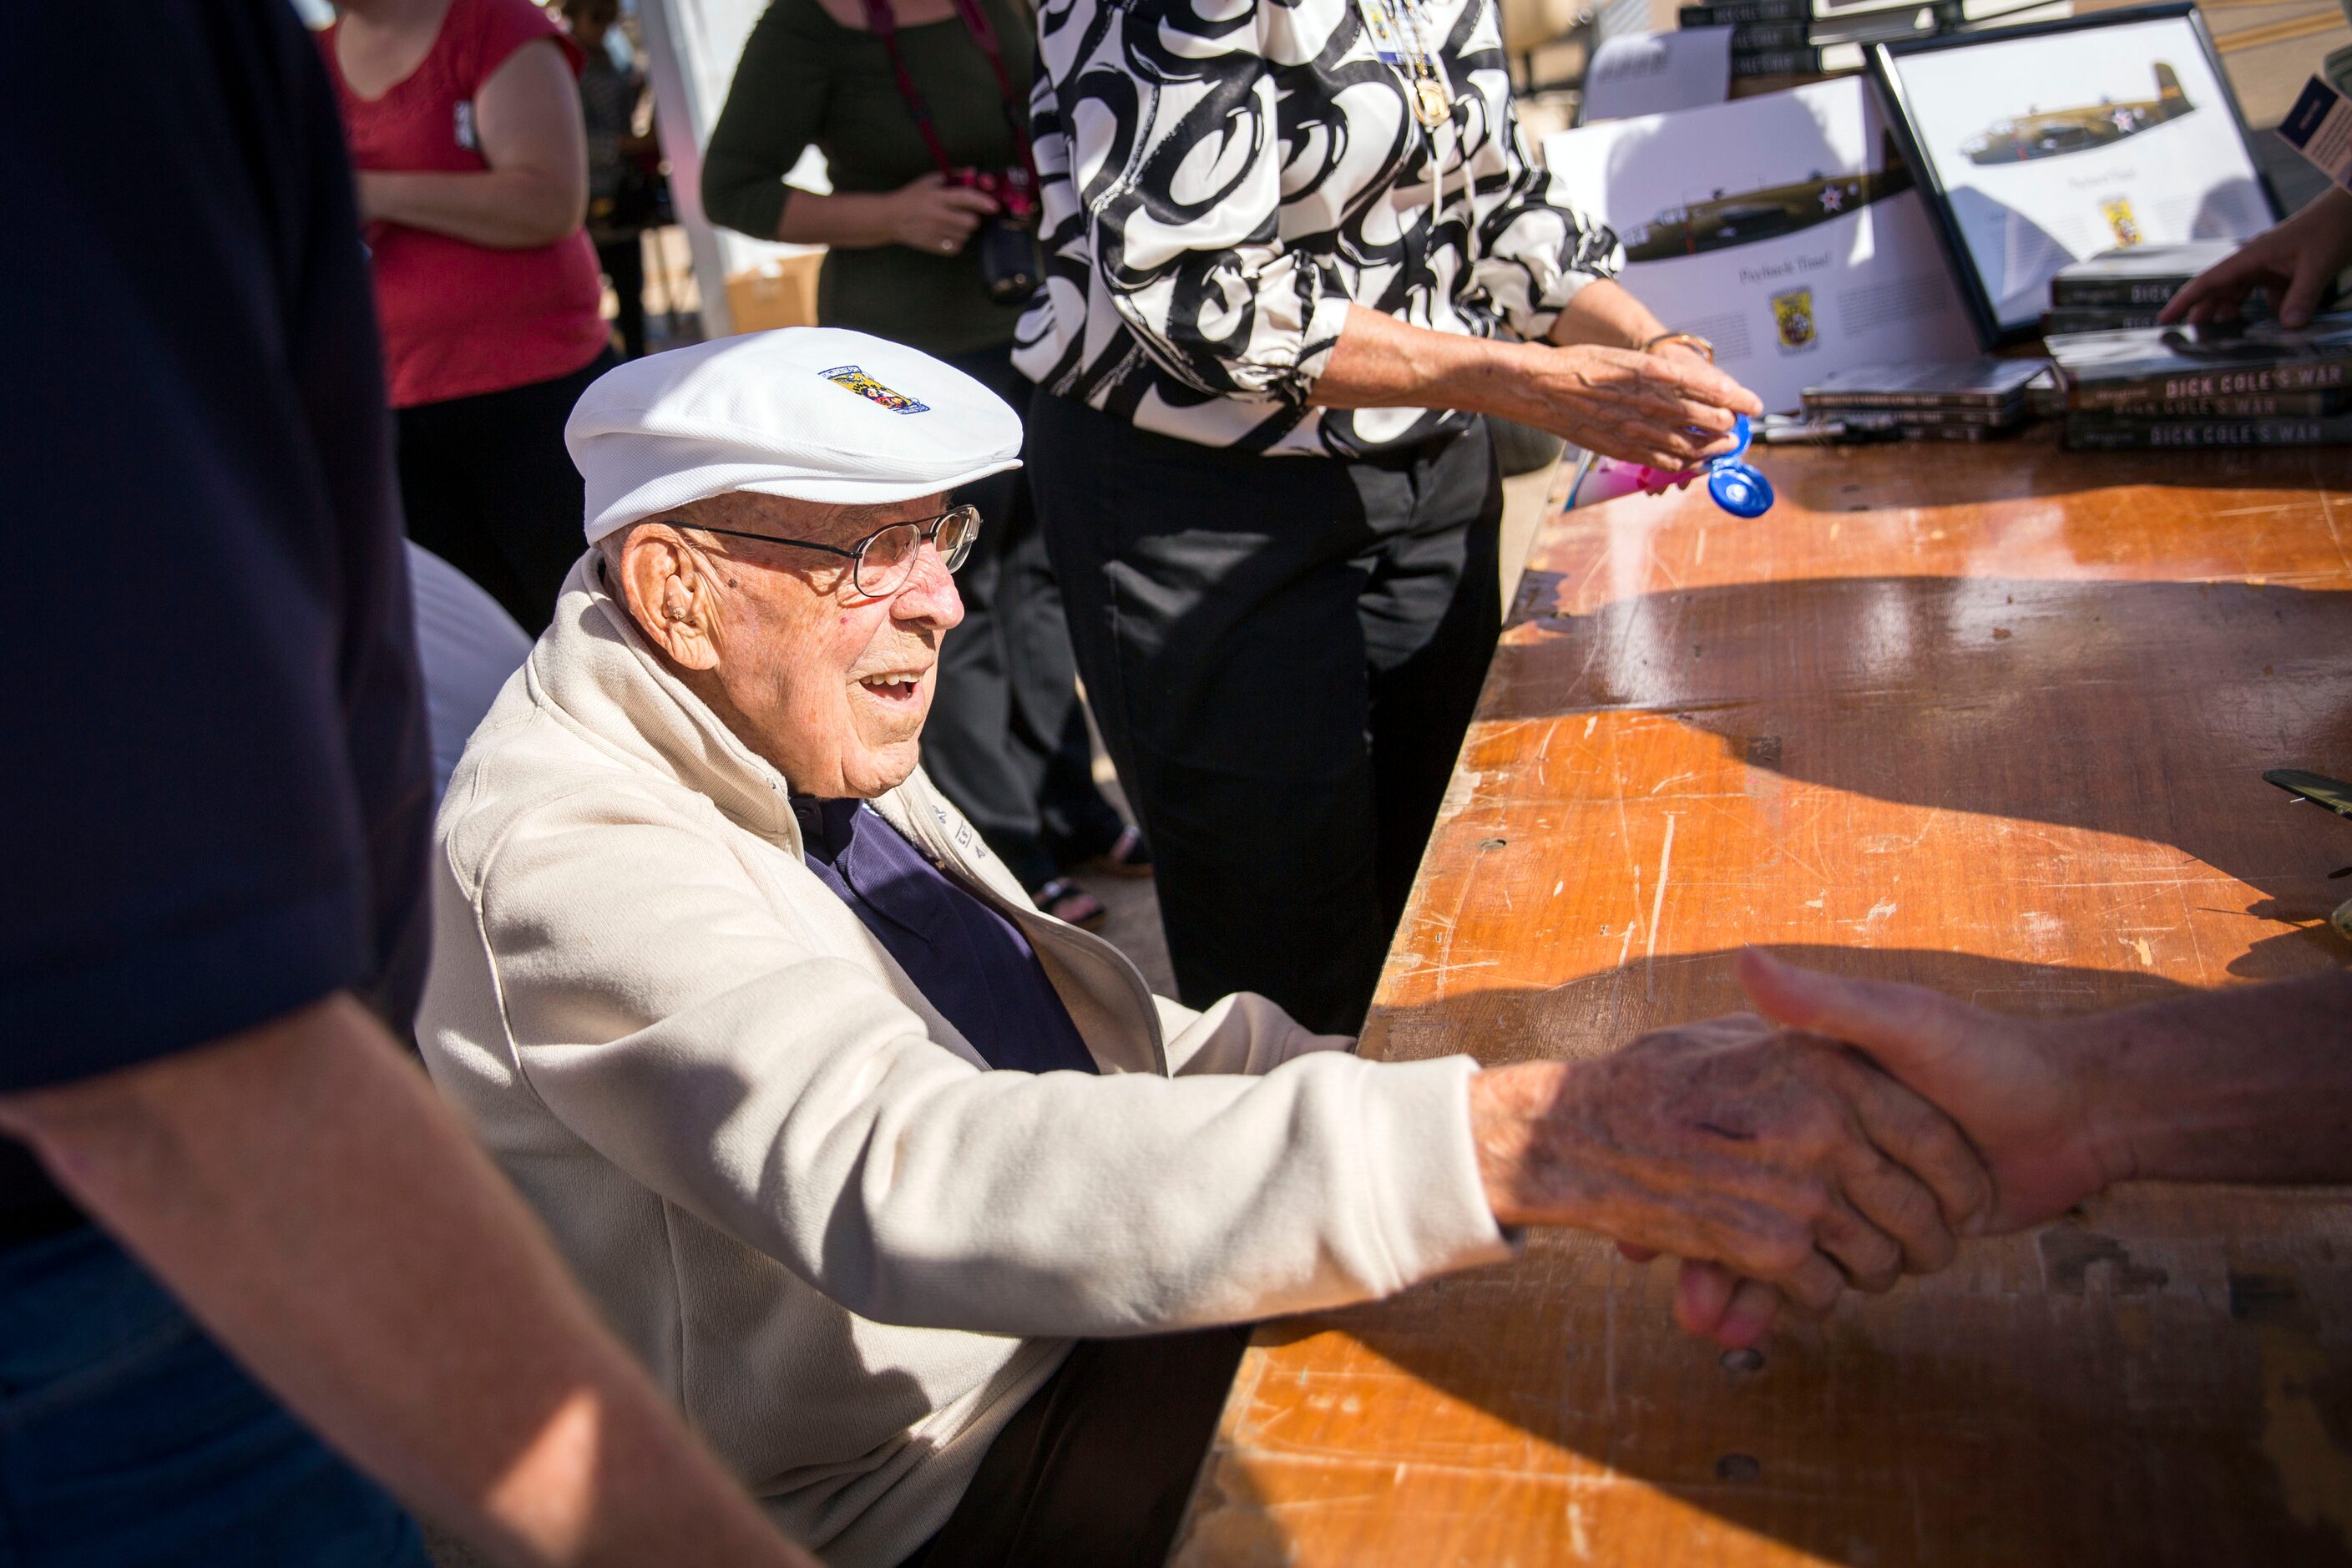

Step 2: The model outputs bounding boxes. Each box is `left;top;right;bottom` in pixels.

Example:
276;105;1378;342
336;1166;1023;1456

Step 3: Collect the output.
1034;876;1108;931
1077;824;1152;880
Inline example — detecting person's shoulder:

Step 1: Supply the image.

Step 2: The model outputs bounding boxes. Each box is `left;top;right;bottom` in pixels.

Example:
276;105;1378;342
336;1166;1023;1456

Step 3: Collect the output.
453;0;582;84
438;680;752;909
746;0;846;50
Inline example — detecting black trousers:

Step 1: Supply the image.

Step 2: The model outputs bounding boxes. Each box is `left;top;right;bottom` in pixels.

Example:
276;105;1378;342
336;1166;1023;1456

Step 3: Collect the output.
594;235;645;361
923;346;1125;892
394;347;615;635
900;1327;1251;1568
1028;395;1502;1034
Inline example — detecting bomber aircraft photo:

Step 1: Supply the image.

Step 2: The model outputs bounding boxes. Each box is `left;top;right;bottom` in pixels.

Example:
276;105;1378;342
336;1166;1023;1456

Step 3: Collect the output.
1619;149;1915;263
1960;61;2196;164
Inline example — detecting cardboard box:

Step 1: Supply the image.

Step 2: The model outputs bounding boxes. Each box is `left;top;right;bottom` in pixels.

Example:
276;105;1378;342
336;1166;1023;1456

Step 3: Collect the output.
724;251;824;335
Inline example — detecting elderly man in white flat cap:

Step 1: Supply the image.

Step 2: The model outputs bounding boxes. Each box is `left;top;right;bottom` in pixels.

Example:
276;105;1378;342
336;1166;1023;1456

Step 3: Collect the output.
417;328;1990;1568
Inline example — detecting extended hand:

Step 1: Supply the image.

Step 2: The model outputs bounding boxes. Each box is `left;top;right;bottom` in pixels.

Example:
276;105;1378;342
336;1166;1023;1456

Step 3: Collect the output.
888;172;999;257
2161;186;2352;329
1469;1010;1989;1323
1514;344;1764;472
1662;949;2114;1347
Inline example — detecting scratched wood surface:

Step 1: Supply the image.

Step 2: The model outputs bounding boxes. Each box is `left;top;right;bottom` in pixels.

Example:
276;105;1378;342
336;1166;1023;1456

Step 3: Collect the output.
1169;433;2352;1567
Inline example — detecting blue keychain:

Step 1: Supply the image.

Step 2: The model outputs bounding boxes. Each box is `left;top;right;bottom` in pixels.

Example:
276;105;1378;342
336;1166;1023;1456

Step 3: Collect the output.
1703;414;1773;518
1574;413;1775;517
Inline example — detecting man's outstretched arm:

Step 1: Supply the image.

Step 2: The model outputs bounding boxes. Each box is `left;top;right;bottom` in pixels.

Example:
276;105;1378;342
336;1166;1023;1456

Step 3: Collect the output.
1742;952;2352;1205
0;993;820;1568
1663;953;2352;1346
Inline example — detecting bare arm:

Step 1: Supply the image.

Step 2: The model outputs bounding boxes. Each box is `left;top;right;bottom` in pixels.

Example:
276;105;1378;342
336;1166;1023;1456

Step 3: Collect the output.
1542;276;1672;350
0;994;818;1568
1742;952;2352;1199
359;38;587;250
1660;953;2352;1348
1316;301;1763;471
774;178;999;255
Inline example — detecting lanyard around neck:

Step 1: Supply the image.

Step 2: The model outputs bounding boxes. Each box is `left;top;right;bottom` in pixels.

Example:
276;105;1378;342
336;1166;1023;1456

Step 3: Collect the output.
859;0;1035;186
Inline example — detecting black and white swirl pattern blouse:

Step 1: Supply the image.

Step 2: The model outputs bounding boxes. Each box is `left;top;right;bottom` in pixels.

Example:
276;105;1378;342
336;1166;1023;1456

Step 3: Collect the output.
1011;0;1626;456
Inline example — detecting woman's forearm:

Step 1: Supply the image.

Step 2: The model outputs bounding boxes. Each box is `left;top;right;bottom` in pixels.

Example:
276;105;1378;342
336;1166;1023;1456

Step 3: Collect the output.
773;187;903;249
1545;277;1668;351
1315;302;1763;470
362;169;584;250
1315;304;1547;420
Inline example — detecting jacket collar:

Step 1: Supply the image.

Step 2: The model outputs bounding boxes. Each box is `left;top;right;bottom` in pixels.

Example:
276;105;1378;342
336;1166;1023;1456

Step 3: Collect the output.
531;554;807;850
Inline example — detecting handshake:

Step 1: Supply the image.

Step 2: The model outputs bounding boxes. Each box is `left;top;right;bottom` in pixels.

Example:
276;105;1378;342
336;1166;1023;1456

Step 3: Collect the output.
1464;948;2352;1348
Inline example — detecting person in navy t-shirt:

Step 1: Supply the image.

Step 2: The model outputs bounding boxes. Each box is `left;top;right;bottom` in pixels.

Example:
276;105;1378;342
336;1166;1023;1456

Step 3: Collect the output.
0;5;818;1565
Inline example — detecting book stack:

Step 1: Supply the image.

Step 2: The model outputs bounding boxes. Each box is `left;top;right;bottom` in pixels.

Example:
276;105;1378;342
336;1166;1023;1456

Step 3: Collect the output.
1680;0;2072;82
2043;242;2263;335
1798;358;2049;440
2049;315;2352;450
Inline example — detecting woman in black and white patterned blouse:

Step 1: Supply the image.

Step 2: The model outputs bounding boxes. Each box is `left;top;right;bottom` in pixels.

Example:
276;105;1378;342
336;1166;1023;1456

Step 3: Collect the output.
1015;0;1762;1035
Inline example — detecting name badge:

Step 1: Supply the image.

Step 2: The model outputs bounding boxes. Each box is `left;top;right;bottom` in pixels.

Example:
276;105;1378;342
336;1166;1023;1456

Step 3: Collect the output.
2280;73;2352;190
1356;0;1406;64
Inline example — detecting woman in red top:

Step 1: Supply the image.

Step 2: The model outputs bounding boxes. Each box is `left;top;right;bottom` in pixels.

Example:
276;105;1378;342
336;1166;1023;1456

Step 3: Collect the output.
323;0;615;633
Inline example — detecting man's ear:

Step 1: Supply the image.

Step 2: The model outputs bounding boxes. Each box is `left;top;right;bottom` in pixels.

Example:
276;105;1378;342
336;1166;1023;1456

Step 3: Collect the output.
615;524;722;671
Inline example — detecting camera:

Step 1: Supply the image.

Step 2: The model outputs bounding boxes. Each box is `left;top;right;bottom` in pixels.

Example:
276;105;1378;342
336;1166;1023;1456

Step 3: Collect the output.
949;167;1044;305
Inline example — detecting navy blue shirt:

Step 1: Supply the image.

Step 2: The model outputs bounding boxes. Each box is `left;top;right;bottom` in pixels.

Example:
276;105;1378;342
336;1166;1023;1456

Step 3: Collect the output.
0;0;432;1229
792;800;1097;1075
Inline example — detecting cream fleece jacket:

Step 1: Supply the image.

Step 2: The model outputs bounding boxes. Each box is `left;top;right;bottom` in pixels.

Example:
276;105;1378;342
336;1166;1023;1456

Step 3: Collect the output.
416;558;1510;1567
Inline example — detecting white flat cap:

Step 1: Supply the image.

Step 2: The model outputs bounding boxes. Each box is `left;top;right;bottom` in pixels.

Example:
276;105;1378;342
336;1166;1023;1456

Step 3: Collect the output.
566;327;1022;544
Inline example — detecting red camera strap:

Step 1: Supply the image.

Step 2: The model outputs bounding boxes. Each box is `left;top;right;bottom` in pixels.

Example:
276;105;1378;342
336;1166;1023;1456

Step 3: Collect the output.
860;0;1036;195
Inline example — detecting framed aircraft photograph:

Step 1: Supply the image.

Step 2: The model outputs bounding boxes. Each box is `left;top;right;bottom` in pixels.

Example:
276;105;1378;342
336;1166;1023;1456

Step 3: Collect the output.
1872;3;2281;346
1541;74;1980;416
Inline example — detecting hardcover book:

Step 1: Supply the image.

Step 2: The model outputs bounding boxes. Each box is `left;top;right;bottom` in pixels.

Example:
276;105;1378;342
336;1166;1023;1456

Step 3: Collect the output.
2063;414;2352;448
2041;306;2168;334
2049;241;2249;307
1802;356;2050;408
2048;316;2352;408
1679;0;1808;26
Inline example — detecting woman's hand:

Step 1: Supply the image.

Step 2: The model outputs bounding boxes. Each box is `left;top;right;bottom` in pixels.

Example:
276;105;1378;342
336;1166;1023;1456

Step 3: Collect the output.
1514;343;1765;471
886;173;1000;257
1316;301;1764;468
2162;187;2352;329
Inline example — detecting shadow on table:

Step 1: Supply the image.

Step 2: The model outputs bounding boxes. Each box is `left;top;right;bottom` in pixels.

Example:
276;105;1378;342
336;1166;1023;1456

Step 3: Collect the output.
1489;572;2352;923
1173;947;2352;1566
1358;942;2202;1067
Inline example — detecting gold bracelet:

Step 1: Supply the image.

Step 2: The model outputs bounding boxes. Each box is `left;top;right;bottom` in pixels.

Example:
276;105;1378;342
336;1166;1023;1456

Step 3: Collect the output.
1641;331;1716;362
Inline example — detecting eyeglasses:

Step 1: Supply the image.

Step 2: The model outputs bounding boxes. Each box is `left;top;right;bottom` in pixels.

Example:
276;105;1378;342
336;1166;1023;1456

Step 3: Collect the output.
682;504;982;598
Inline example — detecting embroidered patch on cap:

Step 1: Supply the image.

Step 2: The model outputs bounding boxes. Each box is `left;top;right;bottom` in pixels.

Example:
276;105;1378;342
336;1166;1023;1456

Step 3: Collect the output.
819;364;931;415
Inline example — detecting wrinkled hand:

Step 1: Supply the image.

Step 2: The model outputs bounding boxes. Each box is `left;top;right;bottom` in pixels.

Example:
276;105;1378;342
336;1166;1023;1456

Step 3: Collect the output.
1469;1010;1989;1326
2160;187;2352;329
1659;948;2114;1348
1514;345;1764;472
888;172;999;257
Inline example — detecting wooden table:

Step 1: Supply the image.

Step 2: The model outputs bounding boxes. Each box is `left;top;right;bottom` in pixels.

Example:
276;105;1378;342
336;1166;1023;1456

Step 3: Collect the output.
1169;433;2352;1566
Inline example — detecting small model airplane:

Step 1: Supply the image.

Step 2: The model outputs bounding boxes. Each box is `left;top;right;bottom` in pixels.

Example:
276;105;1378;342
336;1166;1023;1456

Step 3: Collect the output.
1620;140;1914;263
2265;767;2352;820
1960;62;2196;165
2263;768;2352;942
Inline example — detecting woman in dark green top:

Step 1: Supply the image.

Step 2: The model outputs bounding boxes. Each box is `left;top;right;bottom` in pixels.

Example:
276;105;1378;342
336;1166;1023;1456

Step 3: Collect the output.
701;0;1144;924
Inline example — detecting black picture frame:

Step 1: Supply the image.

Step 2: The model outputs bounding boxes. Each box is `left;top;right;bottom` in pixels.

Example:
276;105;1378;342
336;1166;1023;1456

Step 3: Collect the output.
1869;2;2283;348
